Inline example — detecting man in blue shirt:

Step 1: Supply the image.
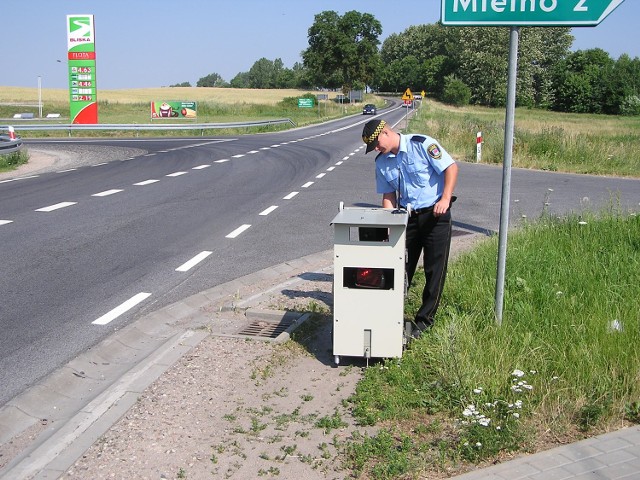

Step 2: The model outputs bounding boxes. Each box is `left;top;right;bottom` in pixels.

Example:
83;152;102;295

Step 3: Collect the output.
362;119;459;337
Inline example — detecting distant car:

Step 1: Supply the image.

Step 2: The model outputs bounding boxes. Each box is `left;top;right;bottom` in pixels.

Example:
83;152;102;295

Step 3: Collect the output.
362;104;377;115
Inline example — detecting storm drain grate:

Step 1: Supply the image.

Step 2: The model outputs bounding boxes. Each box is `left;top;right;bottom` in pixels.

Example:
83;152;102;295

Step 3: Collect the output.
237;319;295;339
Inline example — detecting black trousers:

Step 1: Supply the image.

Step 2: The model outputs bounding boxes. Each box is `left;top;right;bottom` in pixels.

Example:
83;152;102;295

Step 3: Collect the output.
405;208;452;329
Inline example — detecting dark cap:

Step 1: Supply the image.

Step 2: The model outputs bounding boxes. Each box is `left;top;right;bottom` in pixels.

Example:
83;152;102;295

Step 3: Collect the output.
362;119;386;154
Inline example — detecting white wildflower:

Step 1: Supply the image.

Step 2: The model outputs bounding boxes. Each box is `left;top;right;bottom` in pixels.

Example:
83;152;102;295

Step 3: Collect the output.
513;412;520;419
578;221;587;225
473;388;483;394
512;369;525;378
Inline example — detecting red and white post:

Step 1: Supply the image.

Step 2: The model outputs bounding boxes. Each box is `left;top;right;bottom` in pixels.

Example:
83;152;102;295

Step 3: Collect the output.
8;126;16;140
476;131;482;163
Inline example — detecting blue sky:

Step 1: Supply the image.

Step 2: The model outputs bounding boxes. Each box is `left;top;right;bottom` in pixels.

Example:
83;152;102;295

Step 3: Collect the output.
4;0;638;90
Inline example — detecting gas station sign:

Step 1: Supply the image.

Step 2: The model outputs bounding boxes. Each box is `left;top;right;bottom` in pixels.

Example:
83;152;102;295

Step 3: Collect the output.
66;14;98;124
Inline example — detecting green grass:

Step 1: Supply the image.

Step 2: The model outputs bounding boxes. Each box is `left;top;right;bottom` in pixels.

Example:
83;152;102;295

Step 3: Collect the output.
0;149;29;173
344;209;640;479
409;100;640;177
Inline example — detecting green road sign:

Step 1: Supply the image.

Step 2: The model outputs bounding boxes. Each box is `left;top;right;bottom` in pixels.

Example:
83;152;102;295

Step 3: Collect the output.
441;0;625;26
298;98;314;108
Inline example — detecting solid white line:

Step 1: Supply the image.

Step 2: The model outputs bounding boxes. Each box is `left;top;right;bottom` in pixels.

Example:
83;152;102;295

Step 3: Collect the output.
0;220;13;226
92;189;123;197
259;205;278;216
166;171;187;177
176;251;213;272
226;224;251;238
283;191;299;200
316;173;326;179
301;181;314;188
193;165;211;169
214;159;230;163
134;179;159;185
35;202;77;212
92;292;151;326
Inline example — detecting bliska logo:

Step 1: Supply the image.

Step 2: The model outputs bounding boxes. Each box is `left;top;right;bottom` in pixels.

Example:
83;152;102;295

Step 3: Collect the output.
68;16;94;44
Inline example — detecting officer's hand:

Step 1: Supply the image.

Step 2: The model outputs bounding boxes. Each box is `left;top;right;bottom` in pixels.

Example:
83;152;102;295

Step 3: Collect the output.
433;199;450;217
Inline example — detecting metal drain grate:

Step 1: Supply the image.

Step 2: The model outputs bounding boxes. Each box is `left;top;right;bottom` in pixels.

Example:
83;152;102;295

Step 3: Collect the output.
237;319;295;339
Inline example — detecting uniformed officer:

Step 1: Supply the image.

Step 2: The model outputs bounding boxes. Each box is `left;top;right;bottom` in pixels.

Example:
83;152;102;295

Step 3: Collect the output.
362;119;459;337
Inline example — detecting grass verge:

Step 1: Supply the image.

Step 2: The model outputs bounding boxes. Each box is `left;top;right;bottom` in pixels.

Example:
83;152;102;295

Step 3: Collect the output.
343;208;640;479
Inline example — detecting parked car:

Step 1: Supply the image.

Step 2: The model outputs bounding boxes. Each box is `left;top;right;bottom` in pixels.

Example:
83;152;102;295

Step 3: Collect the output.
362;104;377;115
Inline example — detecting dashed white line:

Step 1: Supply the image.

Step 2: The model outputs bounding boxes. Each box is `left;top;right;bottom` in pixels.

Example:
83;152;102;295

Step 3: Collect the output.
35;202;77;212
283;191;299;200
92;292;152;326
134;179;159;186
93;162;108;167
0;220;13;226
232;154;245;158
226;224;251;238
176;251;213;272
214;159;230;163
301;181;314;188
259;206;279;216
57;168;77;173
342;156;350;161
247;150;259;154
92;189;123;197
260;147;270;151
270;144;281;147
143;153;156;157
335;161;343;165
327;166;335;171
316;173;326;179
166;171;188;177
193;165;211;170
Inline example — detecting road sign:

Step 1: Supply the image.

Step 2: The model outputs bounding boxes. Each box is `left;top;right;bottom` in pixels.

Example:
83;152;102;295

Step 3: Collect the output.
401;88;414;101
298;98;314;108
441;0;624;26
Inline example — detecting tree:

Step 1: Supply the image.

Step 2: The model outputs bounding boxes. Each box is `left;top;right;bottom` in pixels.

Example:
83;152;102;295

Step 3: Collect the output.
196;73;225;88
302;10;382;91
169;81;192;87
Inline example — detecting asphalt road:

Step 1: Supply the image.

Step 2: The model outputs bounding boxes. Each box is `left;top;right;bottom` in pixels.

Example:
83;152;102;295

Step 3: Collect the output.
1;106;638;407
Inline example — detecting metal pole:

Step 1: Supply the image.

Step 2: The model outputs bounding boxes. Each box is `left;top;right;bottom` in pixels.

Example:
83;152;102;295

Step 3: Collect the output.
495;26;520;326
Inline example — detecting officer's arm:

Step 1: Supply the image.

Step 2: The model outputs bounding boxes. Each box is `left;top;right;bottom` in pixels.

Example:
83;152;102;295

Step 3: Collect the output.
382;192;397;209
434;163;459;216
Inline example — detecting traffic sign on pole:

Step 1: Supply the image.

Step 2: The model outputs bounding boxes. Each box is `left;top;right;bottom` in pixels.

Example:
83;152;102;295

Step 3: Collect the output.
441;0;624;26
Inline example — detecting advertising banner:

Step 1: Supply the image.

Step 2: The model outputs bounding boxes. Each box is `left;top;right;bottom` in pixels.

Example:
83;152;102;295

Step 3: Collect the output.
66;14;98;124
150;101;197;119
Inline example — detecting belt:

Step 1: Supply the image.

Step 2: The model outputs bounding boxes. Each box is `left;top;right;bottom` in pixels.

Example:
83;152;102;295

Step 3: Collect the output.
399;205;433;217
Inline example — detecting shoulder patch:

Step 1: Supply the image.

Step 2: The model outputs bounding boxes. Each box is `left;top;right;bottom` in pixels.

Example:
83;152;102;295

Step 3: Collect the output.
427;143;442;160
410;135;427;143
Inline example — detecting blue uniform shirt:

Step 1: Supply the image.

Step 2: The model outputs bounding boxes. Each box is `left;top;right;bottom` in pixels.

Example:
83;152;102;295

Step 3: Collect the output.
375;134;454;210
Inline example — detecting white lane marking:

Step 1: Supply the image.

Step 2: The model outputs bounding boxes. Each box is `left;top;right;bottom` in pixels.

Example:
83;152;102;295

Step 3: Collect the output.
57;168;77;173
92;292;152;326
226;224;251;238
335;161;343;165
301;181;314;188
166;171;188;177
232;154;245;158
215;159;230;163
35;202;77;212
0;220;13;226
93;162;108;166
134;179;159;186
316;173;326;179
349;153;355;156
143;153;156;157
270;144;281;147
283;191;299;200
327;166;335;171
193;165;211;169
247;150;259;154
92;189;123;197
259;206;278;216
0;175;39;184
159;150;169;153
260;147;270;150
176;251;213;272
342;156;350;160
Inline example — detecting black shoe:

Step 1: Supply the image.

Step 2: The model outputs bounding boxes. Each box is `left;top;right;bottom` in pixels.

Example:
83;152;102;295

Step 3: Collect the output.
411;319;433;339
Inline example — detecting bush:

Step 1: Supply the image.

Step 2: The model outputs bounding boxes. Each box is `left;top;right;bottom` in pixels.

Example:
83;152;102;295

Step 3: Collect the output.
620;95;640;116
442;75;471;107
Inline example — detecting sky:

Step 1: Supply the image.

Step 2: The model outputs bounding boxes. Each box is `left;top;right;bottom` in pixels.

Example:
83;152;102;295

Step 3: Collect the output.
3;0;639;90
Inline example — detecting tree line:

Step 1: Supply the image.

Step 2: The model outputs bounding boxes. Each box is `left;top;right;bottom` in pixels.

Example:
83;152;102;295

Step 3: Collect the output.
172;11;640;116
